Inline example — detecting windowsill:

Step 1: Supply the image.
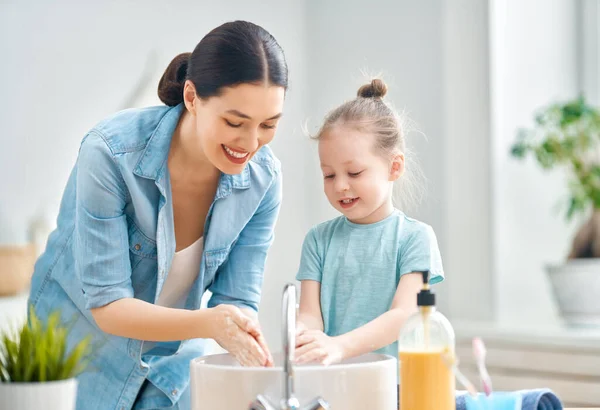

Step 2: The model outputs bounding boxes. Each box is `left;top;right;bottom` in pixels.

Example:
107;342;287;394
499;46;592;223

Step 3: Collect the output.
453;319;600;352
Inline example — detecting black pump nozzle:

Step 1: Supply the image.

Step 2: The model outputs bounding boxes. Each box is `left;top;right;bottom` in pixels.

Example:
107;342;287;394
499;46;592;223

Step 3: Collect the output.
417;270;435;307
421;270;429;286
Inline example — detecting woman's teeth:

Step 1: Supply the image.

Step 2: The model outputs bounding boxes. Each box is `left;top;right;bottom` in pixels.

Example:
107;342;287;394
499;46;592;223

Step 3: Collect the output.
342;199;354;204
223;145;249;158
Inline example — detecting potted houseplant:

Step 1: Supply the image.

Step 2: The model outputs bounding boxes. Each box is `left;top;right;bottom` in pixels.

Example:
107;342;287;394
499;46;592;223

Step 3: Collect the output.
511;96;600;326
0;306;93;410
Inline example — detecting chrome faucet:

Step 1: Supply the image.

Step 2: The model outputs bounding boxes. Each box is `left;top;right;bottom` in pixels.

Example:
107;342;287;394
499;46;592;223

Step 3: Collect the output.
248;283;329;410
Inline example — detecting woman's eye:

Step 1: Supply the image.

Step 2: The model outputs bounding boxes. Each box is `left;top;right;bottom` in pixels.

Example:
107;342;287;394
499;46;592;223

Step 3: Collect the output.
349;171;364;177
261;123;276;129
225;119;242;128
324;174;335;179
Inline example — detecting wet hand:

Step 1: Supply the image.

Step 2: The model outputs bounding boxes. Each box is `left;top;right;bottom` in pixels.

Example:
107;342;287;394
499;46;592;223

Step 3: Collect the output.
294;329;344;366
210;305;272;367
295;320;308;337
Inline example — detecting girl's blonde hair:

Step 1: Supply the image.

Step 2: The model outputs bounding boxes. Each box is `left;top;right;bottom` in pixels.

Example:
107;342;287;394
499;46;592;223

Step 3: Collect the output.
313;78;424;211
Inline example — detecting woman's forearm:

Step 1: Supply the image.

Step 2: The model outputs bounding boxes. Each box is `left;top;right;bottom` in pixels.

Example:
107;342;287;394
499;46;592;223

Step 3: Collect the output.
91;298;214;341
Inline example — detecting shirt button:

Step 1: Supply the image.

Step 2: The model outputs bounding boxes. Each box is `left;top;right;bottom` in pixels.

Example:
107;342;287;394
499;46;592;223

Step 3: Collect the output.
134;244;141;251
171;389;178;396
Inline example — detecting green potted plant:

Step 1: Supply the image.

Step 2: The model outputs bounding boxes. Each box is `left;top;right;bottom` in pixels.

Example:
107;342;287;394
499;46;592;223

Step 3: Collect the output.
511;96;600;326
0;306;93;410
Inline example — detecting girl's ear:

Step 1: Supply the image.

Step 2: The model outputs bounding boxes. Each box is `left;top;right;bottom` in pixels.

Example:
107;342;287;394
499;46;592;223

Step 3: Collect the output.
389;153;405;182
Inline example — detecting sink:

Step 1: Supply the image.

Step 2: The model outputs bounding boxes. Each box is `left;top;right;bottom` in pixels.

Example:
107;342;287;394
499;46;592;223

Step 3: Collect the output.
189;352;397;409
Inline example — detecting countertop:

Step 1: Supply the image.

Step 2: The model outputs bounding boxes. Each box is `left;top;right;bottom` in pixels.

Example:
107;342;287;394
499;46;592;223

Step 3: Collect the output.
453;319;600;352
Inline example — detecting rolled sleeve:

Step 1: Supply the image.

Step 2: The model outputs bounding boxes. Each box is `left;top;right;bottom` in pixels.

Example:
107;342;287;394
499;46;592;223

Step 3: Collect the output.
208;171;283;312
74;132;134;310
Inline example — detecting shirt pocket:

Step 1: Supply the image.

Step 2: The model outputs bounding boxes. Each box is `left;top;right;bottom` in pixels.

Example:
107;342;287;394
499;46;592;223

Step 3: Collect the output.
128;221;158;301
203;247;230;288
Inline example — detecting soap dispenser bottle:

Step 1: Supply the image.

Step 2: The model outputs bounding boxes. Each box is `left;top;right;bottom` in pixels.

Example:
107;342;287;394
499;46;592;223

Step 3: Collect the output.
397;271;455;410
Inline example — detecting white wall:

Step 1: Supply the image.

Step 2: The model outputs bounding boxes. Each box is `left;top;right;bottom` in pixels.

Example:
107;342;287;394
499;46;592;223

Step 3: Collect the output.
442;0;494;321
0;0;310;348
490;0;580;325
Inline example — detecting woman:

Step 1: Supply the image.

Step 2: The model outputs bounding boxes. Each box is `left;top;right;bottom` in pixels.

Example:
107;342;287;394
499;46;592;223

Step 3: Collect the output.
29;20;287;410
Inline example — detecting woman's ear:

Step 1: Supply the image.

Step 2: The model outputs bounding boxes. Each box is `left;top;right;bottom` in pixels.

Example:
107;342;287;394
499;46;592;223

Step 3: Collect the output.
389;153;405;182
183;80;198;115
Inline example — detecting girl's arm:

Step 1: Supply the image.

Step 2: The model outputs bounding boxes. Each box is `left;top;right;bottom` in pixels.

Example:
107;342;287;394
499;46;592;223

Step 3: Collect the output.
297;280;324;332
335;272;422;357
295;272;422;364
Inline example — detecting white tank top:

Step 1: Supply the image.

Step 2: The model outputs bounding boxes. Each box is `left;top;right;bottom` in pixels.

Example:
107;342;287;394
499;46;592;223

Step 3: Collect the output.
156;236;204;309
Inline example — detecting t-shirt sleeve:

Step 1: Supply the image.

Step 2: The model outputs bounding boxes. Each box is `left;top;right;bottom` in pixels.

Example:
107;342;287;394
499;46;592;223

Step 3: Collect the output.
398;223;444;284
295;227;323;282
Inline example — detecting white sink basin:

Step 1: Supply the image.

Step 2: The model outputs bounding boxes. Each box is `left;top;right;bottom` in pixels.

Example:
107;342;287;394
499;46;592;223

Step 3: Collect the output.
190;352;397;409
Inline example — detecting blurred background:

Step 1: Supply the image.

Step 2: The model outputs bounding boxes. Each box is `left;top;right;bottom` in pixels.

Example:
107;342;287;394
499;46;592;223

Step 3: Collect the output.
1;0;599;406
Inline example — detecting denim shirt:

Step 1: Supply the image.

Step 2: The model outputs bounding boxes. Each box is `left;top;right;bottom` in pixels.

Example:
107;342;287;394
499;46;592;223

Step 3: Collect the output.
28;104;282;410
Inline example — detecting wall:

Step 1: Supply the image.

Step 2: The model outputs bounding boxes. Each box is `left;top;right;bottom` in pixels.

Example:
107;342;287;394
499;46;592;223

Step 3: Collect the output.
490;0;580;325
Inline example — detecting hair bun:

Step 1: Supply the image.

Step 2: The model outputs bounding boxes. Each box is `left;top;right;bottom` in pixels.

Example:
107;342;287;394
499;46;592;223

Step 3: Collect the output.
157;52;191;106
357;79;388;99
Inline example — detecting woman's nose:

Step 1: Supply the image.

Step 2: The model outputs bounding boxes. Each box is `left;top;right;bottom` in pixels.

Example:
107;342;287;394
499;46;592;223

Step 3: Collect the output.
244;129;260;152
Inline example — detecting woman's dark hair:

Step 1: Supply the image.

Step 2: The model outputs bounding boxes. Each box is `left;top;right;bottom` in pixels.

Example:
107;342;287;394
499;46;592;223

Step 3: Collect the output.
158;21;288;106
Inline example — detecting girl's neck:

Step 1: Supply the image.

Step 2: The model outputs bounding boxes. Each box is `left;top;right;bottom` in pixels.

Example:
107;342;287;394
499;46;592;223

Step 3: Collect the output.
348;197;395;225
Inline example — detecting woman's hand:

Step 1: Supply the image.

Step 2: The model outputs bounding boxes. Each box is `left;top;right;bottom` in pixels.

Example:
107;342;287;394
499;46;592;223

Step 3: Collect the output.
209;304;273;367
294;329;344;366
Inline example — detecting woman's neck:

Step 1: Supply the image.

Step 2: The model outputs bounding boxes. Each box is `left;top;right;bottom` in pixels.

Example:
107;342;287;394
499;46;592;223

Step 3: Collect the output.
168;111;220;186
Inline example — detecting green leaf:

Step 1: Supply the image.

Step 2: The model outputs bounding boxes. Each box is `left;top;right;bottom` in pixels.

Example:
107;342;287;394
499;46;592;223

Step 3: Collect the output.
0;305;94;383
511;96;600;221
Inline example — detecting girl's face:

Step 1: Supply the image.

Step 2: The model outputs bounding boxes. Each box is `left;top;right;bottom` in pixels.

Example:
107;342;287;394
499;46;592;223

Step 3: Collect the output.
184;81;285;175
318;125;404;224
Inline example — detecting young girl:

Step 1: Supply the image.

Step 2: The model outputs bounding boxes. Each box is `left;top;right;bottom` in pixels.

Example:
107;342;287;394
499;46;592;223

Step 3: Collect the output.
295;79;444;366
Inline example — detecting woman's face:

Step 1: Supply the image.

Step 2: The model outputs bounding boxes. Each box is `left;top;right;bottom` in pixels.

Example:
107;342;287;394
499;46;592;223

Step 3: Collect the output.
184;81;285;175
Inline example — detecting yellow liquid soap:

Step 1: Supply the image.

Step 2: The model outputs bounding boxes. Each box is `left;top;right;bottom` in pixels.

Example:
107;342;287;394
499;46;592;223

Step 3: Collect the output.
422;307;431;349
399;349;455;410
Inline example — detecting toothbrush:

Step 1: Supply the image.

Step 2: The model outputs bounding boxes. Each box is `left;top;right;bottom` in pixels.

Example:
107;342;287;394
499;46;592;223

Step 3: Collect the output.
441;349;478;397
472;337;493;396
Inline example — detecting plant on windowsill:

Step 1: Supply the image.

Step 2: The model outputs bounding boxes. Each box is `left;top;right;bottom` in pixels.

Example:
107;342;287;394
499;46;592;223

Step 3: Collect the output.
0;306;93;410
511;96;600;326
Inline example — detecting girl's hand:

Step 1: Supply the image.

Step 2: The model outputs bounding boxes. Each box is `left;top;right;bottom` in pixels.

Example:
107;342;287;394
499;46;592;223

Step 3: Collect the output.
295;320;308;338
294;329;345;366
209;304;273;367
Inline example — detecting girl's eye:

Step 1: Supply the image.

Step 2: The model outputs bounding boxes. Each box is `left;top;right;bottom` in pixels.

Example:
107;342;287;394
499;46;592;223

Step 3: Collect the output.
261;123;276;129
225;119;242;128
324;174;335;179
349;171;364;177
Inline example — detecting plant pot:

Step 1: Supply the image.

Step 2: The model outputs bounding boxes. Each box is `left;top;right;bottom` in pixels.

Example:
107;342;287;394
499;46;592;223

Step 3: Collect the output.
0;378;77;410
546;259;600;326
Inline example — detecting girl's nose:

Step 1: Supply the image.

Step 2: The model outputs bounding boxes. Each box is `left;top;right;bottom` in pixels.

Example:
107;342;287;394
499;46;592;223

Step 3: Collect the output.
334;178;349;193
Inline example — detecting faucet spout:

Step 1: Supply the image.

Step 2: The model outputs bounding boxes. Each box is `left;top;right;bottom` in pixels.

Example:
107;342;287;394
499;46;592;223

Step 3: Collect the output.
282;283;298;408
249;283;329;410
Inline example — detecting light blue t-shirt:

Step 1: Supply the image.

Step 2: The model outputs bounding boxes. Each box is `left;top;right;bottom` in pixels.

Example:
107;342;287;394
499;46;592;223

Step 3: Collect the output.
296;209;444;360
